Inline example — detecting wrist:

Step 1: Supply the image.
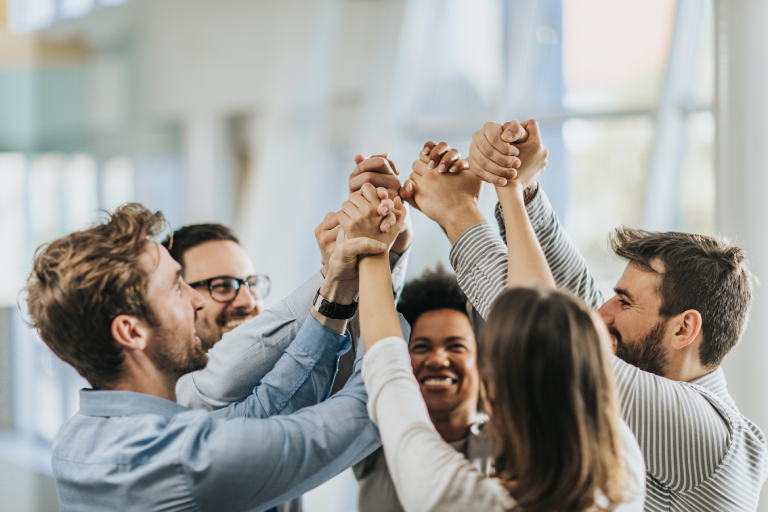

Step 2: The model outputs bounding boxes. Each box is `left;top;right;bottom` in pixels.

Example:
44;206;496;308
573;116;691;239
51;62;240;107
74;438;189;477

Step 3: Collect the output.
319;277;358;305
442;205;485;245
496;181;525;204
524;182;539;205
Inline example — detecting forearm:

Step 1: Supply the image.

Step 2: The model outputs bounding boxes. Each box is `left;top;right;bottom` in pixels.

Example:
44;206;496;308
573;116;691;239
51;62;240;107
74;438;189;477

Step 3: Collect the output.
176;271;324;410
495;188;604;309
363;339;513;512
213;314;349;419
359;254;404;352
449;224;510;320
497;185;555;289
193;370;381;511
443;207;486;245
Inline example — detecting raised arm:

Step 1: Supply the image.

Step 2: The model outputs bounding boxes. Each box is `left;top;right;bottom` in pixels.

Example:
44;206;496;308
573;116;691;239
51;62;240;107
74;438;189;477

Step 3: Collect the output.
336;183;407;350
185;329;420;512
447;120;603;319
176;198;394;410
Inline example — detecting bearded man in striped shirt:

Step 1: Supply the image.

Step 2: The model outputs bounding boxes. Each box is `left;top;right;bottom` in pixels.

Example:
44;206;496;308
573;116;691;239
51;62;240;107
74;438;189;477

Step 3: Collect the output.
399;119;768;511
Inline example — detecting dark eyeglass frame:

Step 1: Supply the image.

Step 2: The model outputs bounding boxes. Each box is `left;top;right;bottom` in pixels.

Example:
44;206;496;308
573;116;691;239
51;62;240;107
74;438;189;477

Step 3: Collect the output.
187;274;271;303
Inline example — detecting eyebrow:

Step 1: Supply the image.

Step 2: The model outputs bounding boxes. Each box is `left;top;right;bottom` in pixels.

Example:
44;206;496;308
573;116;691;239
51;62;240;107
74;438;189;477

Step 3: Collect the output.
172;269;183;287
410;336;468;344
614;287;636;302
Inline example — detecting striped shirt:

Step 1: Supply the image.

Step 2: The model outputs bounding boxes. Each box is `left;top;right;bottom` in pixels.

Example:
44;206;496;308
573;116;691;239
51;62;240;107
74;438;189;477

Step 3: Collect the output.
448;188;768;511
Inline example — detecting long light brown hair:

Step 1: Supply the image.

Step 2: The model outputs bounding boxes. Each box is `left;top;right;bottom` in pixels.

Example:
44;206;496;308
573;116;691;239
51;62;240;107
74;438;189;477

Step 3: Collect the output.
479;287;627;511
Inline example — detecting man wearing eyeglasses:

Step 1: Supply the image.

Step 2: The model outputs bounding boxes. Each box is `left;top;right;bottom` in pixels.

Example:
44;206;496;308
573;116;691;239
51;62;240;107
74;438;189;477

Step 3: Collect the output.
162;224;270;352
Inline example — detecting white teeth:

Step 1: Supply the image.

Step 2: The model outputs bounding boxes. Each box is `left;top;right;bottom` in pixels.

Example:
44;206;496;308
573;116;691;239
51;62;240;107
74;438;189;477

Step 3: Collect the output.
224;317;252;329
423;378;454;388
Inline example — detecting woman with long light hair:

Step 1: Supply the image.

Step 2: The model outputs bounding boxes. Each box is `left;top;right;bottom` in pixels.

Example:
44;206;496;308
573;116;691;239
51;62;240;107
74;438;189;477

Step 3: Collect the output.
337;179;645;511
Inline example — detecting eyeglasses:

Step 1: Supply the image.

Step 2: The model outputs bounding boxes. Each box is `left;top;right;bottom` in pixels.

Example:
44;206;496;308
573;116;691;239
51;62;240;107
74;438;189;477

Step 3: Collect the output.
187;275;271;303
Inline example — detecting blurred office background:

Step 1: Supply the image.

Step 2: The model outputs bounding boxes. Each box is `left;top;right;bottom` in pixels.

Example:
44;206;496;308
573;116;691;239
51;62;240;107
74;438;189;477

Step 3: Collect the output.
1;0;766;510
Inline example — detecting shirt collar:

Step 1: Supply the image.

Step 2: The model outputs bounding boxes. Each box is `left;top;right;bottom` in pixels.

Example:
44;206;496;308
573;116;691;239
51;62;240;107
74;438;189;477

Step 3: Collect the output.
78;389;190;420
690;366;729;399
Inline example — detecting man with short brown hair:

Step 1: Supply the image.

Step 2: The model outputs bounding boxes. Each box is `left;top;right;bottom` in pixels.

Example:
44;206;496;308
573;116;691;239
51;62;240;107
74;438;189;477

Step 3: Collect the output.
26;202;409;512
406;119;768;510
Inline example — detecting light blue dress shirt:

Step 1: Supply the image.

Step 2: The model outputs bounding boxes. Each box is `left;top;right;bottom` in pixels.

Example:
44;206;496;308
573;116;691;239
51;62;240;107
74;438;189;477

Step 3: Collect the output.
51;314;408;512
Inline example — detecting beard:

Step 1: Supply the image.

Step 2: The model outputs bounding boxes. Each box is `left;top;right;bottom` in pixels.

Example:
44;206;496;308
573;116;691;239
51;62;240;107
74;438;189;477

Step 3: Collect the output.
196;307;258;352
146;324;208;381
610;319;669;376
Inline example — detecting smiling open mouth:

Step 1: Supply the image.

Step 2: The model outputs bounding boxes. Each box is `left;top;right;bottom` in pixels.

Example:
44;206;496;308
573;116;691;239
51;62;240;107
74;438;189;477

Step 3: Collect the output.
223;316;254;329
421;378;456;389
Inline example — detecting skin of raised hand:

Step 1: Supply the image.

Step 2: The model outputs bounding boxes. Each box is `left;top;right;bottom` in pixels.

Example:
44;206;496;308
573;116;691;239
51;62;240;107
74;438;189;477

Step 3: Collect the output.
338;184;406;248
407;159;482;224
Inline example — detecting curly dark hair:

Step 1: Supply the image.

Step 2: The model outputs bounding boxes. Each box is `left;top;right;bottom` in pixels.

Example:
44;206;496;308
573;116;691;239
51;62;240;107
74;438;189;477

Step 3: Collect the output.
396;264;468;333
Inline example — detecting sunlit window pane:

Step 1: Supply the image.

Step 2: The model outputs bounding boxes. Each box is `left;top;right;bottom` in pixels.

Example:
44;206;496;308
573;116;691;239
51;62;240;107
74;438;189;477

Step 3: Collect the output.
563;116;656;292
103;156;134;212
9;0;56;31
0;153;27;307
60;0;95;19
29;154;65;250
562;0;676;110
692;4;715;106
679;111;715;234
397;0;504;121
63;154;98;231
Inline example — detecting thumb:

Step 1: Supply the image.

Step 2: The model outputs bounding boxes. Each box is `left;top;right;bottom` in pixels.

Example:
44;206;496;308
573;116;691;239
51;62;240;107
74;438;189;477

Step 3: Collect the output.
520;119;539;142
343;237;387;257
400;180;416;199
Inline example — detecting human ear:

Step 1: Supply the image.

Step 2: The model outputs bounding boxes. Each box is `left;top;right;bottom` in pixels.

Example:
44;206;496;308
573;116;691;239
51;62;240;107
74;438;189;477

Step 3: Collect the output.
669;310;703;351
111;314;149;352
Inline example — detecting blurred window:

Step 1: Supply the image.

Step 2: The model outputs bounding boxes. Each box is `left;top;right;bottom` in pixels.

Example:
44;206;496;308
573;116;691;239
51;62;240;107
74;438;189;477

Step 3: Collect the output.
397;0;715;297
0;151;138;474
9;0;128;30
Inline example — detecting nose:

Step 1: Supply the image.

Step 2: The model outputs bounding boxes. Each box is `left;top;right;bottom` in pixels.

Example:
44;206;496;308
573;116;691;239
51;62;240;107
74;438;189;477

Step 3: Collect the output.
187;283;206;312
424;349;450;369
597;296;616;324
231;282;259;312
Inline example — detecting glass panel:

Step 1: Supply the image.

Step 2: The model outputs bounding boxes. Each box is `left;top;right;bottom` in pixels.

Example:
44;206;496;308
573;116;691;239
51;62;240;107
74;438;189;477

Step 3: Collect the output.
29;154;65;250
0;153;26;307
692;3;715;106
9;0;56;31
678;111;715;234
562;116;656;294
60;0;94;19
395;0;504;122
62;153;98;231
562;0;677;111
102;156;134;212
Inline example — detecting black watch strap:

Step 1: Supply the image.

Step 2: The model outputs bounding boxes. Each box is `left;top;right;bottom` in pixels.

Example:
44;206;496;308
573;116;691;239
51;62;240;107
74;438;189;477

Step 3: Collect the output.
313;289;358;320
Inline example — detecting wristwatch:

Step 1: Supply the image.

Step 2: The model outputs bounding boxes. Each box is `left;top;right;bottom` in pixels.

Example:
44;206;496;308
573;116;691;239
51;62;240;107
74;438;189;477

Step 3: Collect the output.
313;289;358;319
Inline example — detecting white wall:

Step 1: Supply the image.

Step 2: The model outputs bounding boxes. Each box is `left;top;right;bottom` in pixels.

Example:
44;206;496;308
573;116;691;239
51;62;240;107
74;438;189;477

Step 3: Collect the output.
716;0;768;509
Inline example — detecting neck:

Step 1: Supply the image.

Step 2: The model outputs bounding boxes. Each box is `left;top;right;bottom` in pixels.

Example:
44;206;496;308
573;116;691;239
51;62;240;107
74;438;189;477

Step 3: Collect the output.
429;406;475;443
665;347;711;382
111;354;178;402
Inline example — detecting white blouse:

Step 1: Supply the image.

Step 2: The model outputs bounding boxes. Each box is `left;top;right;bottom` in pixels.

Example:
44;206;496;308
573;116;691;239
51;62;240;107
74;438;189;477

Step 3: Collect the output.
362;337;646;512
